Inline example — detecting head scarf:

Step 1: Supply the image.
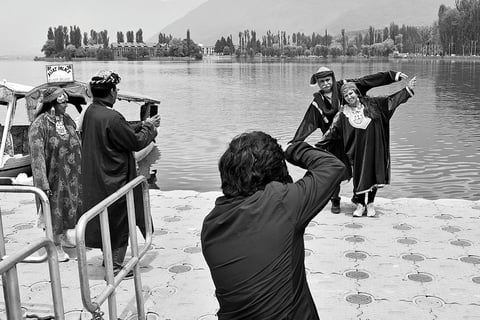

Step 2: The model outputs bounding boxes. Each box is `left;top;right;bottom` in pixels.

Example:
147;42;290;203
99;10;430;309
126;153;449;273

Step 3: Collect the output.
35;87;67;118
42;87;67;104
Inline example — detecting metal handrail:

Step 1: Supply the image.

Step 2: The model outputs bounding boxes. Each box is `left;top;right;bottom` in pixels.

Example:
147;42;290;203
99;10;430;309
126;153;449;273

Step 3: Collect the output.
75;176;153;320
0;185;54;263
0;186;64;320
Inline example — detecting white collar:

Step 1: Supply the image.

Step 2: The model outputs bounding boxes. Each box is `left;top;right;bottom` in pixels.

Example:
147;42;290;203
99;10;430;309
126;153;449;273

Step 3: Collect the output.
343;104;371;129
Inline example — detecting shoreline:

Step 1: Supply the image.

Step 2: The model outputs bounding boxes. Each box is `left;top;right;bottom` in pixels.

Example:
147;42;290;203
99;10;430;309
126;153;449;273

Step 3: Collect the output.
2;54;478;62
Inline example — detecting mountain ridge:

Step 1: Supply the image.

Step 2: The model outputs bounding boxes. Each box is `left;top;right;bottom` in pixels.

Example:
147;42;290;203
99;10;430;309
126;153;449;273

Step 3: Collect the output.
150;0;457;45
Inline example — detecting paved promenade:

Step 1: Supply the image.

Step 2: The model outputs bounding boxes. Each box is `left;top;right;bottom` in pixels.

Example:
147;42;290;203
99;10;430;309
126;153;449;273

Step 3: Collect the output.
1;189;480;320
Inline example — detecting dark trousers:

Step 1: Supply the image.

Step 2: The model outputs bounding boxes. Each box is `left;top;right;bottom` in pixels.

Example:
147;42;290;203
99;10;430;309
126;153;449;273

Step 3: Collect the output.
331;184;341;201
352;187;377;205
103;245;128;270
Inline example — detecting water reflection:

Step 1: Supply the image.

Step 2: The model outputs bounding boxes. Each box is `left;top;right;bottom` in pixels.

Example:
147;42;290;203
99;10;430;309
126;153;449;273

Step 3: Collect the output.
1;59;479;200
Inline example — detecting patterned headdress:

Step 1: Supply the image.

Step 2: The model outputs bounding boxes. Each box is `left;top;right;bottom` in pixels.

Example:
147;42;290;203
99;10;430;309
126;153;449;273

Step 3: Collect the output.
89;70;121;86
340;82;359;95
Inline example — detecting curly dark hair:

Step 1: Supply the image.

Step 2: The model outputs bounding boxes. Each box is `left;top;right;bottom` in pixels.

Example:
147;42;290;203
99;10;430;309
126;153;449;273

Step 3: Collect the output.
90;83;116;98
219;131;293;198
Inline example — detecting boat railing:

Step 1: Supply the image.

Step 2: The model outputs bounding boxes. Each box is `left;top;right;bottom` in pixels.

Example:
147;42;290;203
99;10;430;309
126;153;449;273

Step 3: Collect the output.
75;176;153;320
0;186;65;319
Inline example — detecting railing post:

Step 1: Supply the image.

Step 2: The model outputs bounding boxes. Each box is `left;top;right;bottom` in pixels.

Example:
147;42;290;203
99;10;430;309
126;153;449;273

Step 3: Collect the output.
0;206;23;320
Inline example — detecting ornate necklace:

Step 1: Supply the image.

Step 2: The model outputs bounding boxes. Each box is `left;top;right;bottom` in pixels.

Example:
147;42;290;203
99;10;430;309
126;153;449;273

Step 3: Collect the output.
351;106;364;124
55;115;67;136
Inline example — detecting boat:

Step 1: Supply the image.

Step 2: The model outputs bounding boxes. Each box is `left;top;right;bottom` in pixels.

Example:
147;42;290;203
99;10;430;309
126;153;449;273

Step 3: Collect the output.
0;81;34;179
0;65;161;183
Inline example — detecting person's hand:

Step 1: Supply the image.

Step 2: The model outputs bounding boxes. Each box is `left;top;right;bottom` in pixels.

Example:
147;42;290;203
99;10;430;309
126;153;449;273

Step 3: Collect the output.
407;76;416;90
145;114;161;128
398;72;408;80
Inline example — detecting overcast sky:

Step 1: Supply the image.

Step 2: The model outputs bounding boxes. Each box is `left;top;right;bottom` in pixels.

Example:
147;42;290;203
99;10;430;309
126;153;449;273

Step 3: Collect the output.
0;0;208;57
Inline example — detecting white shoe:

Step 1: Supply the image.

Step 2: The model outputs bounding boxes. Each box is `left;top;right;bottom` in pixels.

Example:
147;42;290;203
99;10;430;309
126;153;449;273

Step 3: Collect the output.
55;245;70;262
62;229;77;247
366;203;376;217
353;204;365;217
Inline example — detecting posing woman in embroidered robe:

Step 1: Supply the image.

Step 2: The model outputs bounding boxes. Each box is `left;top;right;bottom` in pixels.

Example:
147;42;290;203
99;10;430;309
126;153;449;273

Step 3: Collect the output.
316;77;416;217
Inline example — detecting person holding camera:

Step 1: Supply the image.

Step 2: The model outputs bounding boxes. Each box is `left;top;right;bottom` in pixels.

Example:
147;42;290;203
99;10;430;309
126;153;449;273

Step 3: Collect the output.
80;70;160;278
201;131;345;319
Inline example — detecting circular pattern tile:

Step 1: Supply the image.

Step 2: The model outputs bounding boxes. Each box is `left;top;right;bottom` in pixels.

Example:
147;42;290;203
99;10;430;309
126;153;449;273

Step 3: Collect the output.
435;214;454;220
307;221;318;228
3;236;16;243
397;237;418;245
344;223;363;229
124;312;160;320
345;270;370;280
345;235;365;243
13;222;35;231
413;295;444;308
0;209;14;215
442;226;462;233
460;255;480;265
175;205;192;211
29;281;51;292
450;239;472;247
345;251;368;260
168;264;192;273
401;253;425;262
64;310;91;319
471;276;480;284
163;216;181;222
345;293;374;305
407;272;433;283
153;229;168;236
304;234;315;241
184;246;202;254
198;315;218;320
0;307;27;319
149;285;178;298
393;223;413;231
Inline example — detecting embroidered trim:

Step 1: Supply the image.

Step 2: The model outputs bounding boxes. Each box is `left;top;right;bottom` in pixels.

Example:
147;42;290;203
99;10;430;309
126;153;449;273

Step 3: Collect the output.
343;104;371;129
356;184;385;195
312;101;329;124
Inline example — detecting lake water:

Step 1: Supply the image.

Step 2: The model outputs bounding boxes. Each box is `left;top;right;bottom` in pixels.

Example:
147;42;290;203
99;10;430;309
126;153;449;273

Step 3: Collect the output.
1;58;479;200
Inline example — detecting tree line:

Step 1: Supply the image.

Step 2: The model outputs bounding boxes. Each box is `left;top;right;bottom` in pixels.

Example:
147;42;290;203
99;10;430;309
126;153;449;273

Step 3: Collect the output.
213;0;480;57
41;26;203;60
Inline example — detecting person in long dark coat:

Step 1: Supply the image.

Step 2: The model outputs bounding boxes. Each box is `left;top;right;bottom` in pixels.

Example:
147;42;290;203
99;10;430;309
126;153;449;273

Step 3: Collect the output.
316;77;416;217
290;66;407;214
202;131;345;319
80;70;160;276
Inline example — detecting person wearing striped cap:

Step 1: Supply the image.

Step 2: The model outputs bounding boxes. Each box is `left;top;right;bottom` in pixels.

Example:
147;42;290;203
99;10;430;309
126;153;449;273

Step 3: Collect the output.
80;70;160;279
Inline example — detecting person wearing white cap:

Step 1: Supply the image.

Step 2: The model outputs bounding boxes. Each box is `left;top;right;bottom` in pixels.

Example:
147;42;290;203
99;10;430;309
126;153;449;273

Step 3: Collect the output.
316;77;417;217
290;66;407;214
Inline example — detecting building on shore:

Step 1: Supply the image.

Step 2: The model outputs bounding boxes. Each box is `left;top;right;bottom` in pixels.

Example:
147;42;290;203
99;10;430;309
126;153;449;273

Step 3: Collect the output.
199;44;215;56
111;42;157;59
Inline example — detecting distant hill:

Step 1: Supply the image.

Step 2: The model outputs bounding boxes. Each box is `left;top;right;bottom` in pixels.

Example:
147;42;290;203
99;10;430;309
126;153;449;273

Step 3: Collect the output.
149;0;456;46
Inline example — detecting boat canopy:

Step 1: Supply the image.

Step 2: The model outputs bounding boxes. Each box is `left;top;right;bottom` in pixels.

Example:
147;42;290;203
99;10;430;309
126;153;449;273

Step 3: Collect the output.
24;81;160;122
24;81;91;121
0;81;34;105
